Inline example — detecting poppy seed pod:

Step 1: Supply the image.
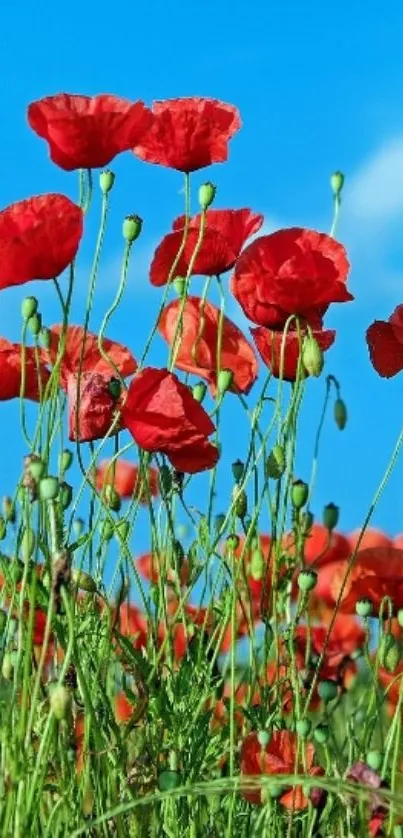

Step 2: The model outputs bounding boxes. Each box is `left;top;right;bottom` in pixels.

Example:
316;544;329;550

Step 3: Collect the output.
356;598;373;618
192;381;207;403
302;336;324;377
318;679;338;702
330;171;345;197
323;502;339;531
217;368;234;395
295;718;311;738
27;313;42;337
334;397;347;430
380;634;401;673
198;181;216;210
232;486;247;519
366;750;383;772
21;296;38;321
314;724;329;744
265;444;286;479
39;476;59;501
99;169;115;195
298;569;318;592
292;479;309;510
231;459;244;483
123;214;142;243
158;770;181;792
27;457;46;482
226;533;240;551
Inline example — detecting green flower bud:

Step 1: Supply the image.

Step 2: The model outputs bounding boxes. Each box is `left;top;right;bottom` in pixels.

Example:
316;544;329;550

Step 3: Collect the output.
298;569;318;592
232;486;247;520
102;518;114;541
21;528;35;561
292;479;309;510
0;517;6;541
0;610;7;634
2;497;15;524
27;313;42;337
323;502;339;531
50;684;71;720
115;519;130;541
380;634;401;673
301;510;314;534
318;679;338;702
296;718;311;738
231;459;244;483
1;652;13;680
173;276;187;297
71;568;97;593
302;336;324;377
73;518;84;538
215;513;226;534
39;476;59;501
59;482;73;510
366;750;383;772
27;457;46;482
314;724;329;744
217;368;233;395
59;449;73;474
266;444;286;480
226;533;240;551
158;770;181;792
250;548;265;581
398;609;403;628
257;730;270;749
21;296;38;320
107;377;122;401
356;598;373;618
334;397;347;430
123;214;142;243
104;485;121;512
99;169;115;194
330;171;345;197
192;381;207;403
198;181;216;209
268;783;286;799
39;327;51;350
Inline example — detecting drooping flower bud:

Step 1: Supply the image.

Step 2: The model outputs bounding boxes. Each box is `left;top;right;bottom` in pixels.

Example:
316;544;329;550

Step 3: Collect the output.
115;518;130;541
173;276;187;297
59;482;73;510
330;171;345;197
232;486;247;520
1;652;13;680
104;485;121;512
59;449;73;474
198;182;217;210
334;398;347;430
39;476;59;501
323;502;339;531
314;724;329;744
123;214;142;243
217;368;234;395
265;444;286;480
302;337;324;377
192;381;207;403
99;169;115;195
298;569;318;592
71;568;97;592
292;480;309;510
21;296;38;321
27;313;42;337
231;459;244;483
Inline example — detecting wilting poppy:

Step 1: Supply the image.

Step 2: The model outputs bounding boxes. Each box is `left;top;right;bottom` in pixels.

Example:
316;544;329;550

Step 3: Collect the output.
132;97;241;172
95;459;159;503
0;338;50;401
251;325;335;381
366;305;403;378
44;325;136;391
67;372;122;443
158;296;258;394
28;93;152;171
0;194;83;290
240;729;323;809
121;367;219;473
231;228;352;328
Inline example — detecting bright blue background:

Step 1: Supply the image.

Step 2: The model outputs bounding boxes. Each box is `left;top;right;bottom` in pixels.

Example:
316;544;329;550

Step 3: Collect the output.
1;0;403;551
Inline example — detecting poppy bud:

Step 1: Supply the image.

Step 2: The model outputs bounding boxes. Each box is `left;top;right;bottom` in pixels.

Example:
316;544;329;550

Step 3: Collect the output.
323;502;339;531
398;609;403;628
226;533;240;551
123;214;142;243
2;497;15;524
330;170;345;197
232;486;247;520
21;296;38;320
104;485;121;512
0;610;6;635
115;518;130;541
366;750;383;772
380;634;400;673
301;510;314;534
39;326;51;350
198;181;216;210
257;730;270;749
59;482;73;510
173;276;187;297
215;513;226;534
108;377;122;401
356;598;373;618
71;568;97;592
268;784;286;799
2;653;13;680
21;528;36;561
334;397;347;430
265;444;286;480
158;464;172;496
59;449;73;474
192;381;207;403
99;169;115;195
292;479;309;510
314;724;329;744
318;679;338;702
231;459;244;483
394;827;403;838
298;569;318;592
296;718;311;738
39;476;59;501
250;548;265;581
73;518;84;538
217;368;233;395
27;457;46;482
302;337;324;377
102;518;114;541
82;779;95;816
50;684;71;720
158;770;181;791
0;517;6;541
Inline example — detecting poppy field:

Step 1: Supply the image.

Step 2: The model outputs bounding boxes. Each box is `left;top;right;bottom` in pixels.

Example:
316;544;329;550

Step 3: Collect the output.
1;92;403;837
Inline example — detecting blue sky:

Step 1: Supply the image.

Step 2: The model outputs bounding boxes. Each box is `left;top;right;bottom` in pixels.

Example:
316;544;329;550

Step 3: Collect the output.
1;0;403;548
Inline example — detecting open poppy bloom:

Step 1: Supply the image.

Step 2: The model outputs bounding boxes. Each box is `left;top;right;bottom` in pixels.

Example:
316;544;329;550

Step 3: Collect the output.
241;729;323;809
44;325;136;391
172;208;264;256
121;367;219;473
366;305;403;378
0;194;83;290
0;338;50;401
28;93;152;170
95;459;159;503
115;603;148;651
115;692;136;723
251;325;335;381
158;297;259;394
231;228;352;328
293;616;365;681
329;545;403;614
135;552;189;586
132;97;241;172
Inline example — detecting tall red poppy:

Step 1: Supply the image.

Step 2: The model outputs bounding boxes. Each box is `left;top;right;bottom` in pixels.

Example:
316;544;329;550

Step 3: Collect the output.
28;93;152;171
172;208;263;253
251;325;335;381
231;228;352;328
132;97;241;172
158;297;259;394
44;325;137;391
121;367;219;473
95;459;159;503
0;338;50;401
0;194;83;290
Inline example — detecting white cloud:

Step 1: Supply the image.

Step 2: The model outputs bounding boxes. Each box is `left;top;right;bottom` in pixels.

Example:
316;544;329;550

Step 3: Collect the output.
346;137;403;224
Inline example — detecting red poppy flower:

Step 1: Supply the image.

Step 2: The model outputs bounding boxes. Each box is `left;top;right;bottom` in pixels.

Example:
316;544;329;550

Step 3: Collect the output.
132;97;241;172
251;325;335;381
115;692;135;723
172;208;263;253
116;603;148;651
348;528;392;552
121;367;219;473
366;305;403;378
95;459;159;503
158;296;259;394
28;93;152;171
330;546;403;614
0;338;50;401
294;616;365;679
67;372;121;443
45;325;137;391
231;228;352;328
241;730;322;809
135;552;189;586
0;194;83;290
